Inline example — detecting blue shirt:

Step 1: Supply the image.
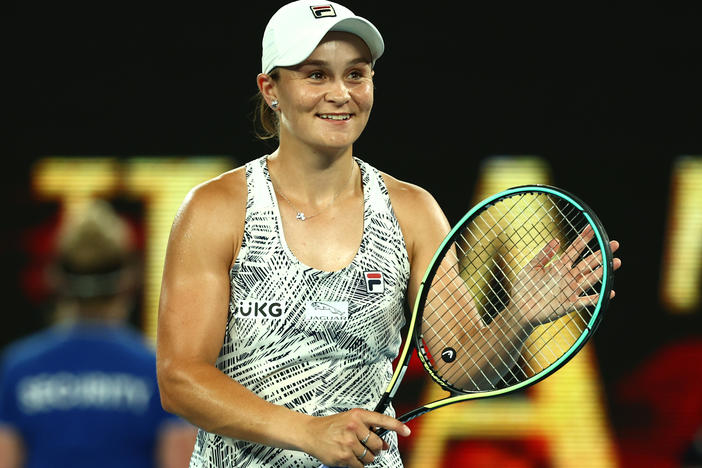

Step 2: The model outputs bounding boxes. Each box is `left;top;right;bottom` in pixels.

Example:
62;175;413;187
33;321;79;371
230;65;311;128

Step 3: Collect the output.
0;323;177;468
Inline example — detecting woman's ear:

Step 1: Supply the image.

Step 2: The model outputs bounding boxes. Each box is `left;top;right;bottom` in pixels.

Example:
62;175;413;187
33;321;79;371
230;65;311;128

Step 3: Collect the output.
257;73;277;108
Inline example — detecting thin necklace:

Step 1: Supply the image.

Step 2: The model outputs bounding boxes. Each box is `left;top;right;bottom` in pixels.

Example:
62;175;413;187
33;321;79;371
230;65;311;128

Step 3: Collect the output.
271;159;356;221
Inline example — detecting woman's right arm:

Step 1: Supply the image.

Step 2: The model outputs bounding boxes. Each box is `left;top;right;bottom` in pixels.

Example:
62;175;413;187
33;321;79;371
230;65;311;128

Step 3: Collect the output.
155;169;407;468
156;169;305;447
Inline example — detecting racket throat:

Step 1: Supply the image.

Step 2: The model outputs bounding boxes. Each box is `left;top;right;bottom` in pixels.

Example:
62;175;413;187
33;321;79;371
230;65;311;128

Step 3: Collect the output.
398;406;431;424
373;393;392;414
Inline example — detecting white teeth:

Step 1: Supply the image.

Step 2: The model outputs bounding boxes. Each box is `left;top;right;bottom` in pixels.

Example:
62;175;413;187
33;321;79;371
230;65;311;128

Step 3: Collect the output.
319;114;350;120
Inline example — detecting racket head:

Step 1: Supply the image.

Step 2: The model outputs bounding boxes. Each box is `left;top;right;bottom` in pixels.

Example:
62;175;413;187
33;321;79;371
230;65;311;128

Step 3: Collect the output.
414;185;613;397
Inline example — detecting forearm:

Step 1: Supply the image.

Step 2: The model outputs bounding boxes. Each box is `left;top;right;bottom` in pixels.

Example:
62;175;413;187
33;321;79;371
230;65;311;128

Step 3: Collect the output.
472;311;533;384
158;360;313;451
432;309;532;391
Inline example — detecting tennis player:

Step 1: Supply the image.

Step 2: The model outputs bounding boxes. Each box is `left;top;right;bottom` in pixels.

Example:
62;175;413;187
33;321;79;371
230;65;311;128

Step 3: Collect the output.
156;1;621;467
156;2;436;466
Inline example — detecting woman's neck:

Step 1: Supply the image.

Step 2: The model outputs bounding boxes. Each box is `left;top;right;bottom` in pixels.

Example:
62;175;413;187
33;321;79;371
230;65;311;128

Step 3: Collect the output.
267;146;358;207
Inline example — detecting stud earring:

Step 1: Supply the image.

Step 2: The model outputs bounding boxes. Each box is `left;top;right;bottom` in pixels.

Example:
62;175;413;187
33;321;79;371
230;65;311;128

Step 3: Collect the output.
271;100;279;110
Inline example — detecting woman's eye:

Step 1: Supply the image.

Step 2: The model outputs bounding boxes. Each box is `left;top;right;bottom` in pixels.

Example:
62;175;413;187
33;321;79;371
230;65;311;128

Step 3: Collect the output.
308;71;324;80
348;68;372;81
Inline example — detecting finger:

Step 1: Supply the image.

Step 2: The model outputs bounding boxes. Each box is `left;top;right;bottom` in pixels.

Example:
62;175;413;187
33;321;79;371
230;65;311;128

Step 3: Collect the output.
560;225;595;266
363;434;384;459
613;257;622;271
573;238;621;273
573;292;600;310
368;426;390;451
363;413;411;438
357;428;372;446
573;251;604;276
573;284;618;308
578;239;620;267
355;427;382;459
529;239;560;269
355;443;372;466
570;258;622;292
570;267;604;295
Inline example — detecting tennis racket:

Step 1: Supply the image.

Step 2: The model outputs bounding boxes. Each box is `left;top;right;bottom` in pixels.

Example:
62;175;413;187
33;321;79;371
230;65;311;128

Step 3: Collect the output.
321;184;614;467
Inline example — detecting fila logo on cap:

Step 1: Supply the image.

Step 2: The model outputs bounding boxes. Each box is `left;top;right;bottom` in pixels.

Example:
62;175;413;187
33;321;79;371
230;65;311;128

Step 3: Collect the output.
364;271;384;294
310;5;337;18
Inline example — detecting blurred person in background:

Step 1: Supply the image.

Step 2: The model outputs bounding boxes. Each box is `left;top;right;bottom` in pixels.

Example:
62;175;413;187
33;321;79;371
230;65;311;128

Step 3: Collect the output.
0;199;195;468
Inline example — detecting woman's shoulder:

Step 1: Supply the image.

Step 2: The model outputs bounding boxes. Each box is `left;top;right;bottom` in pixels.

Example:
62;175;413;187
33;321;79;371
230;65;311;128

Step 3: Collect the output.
379;171;440;214
164;163;250;265
171;163;248;239
379;170;451;254
181;164;247;217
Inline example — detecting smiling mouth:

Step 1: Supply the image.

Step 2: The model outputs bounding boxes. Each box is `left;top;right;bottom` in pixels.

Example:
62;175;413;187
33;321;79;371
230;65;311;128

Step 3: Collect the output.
317;113;352;121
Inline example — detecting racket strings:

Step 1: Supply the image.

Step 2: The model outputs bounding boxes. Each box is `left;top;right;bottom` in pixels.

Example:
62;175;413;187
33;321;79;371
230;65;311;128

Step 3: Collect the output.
437;246;562;387
419;193;604;392
424;199;548;388
474;197;600;317
487;198;598;357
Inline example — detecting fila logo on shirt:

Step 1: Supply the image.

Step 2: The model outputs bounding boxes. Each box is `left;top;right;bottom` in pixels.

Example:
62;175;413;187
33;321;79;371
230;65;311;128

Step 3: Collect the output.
310;5;336;18
364;271;384;294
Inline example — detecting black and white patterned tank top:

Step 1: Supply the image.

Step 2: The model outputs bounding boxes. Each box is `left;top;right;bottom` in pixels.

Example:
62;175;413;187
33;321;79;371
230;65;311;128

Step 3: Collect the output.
189;155;410;468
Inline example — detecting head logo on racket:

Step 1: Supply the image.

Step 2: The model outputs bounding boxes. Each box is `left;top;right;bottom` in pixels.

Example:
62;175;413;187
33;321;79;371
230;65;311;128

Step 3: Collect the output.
441;348;457;363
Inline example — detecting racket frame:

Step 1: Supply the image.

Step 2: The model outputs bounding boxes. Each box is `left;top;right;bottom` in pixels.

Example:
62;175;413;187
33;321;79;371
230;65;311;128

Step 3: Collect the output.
374;184;614;424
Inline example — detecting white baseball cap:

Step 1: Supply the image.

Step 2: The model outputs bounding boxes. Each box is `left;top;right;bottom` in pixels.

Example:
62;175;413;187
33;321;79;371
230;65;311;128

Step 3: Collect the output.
261;0;385;74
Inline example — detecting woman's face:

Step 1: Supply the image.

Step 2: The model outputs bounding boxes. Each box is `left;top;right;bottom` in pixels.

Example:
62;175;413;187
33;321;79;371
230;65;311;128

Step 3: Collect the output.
273;32;375;154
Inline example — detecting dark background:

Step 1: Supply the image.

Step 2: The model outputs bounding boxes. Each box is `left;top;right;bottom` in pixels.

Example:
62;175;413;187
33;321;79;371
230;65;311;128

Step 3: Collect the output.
5;2;702;466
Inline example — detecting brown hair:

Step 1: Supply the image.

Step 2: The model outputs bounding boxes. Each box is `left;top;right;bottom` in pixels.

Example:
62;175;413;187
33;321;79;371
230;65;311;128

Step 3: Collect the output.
253;69;280;141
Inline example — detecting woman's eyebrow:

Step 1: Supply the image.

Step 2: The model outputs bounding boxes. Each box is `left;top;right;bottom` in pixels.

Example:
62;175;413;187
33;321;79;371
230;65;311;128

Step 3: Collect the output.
297;57;372;68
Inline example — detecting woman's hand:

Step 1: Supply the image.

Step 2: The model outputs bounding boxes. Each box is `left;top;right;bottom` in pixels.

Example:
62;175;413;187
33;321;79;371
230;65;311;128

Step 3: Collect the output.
512;225;622;326
301;408;410;467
